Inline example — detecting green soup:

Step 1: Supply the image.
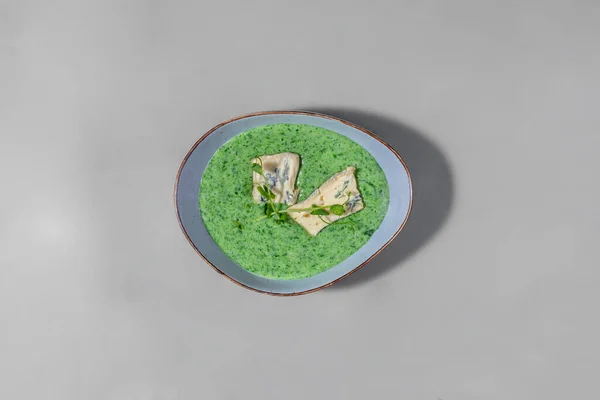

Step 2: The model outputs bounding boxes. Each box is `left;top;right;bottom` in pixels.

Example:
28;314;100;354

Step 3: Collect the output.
199;124;389;279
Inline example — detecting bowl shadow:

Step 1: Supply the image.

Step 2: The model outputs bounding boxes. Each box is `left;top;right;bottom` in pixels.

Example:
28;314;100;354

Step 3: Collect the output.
307;108;455;289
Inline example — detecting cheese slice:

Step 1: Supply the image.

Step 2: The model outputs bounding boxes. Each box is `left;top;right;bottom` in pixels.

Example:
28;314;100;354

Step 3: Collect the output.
251;153;300;205
288;166;364;236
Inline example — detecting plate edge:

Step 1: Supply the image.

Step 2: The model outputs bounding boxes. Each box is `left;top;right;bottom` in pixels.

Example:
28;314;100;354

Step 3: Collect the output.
173;110;414;296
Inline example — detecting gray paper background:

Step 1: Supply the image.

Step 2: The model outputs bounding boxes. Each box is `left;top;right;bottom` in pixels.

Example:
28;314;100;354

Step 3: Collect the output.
1;1;599;399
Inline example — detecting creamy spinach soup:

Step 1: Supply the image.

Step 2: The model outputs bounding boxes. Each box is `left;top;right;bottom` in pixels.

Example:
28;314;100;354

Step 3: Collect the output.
199;124;389;279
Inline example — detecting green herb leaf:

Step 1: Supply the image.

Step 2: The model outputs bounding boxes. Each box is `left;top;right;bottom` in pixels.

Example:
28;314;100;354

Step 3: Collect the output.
265;202;275;217
257;185;275;200
310;208;329;216
257;185;269;199
275;211;288;223
251;163;262;174
234;219;244;231
329;204;345;216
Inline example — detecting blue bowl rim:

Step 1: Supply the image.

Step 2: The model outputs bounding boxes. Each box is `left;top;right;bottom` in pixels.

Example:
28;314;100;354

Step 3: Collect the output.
174;110;413;295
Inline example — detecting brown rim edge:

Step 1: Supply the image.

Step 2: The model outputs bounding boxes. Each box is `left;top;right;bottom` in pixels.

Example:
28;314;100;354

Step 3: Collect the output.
173;111;414;296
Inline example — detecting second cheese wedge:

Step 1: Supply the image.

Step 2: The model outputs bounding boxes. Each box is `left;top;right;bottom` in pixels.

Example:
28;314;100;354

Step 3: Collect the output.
288;166;364;236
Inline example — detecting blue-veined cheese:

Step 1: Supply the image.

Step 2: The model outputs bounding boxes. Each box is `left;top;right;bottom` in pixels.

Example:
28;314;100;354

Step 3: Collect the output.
288;166;364;236
251;153;300;205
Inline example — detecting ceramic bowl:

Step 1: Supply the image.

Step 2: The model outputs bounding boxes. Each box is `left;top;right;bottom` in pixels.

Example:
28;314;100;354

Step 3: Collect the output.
174;111;412;295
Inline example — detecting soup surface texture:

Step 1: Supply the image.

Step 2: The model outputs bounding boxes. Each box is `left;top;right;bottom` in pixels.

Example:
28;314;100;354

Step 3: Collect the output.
199;123;390;279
